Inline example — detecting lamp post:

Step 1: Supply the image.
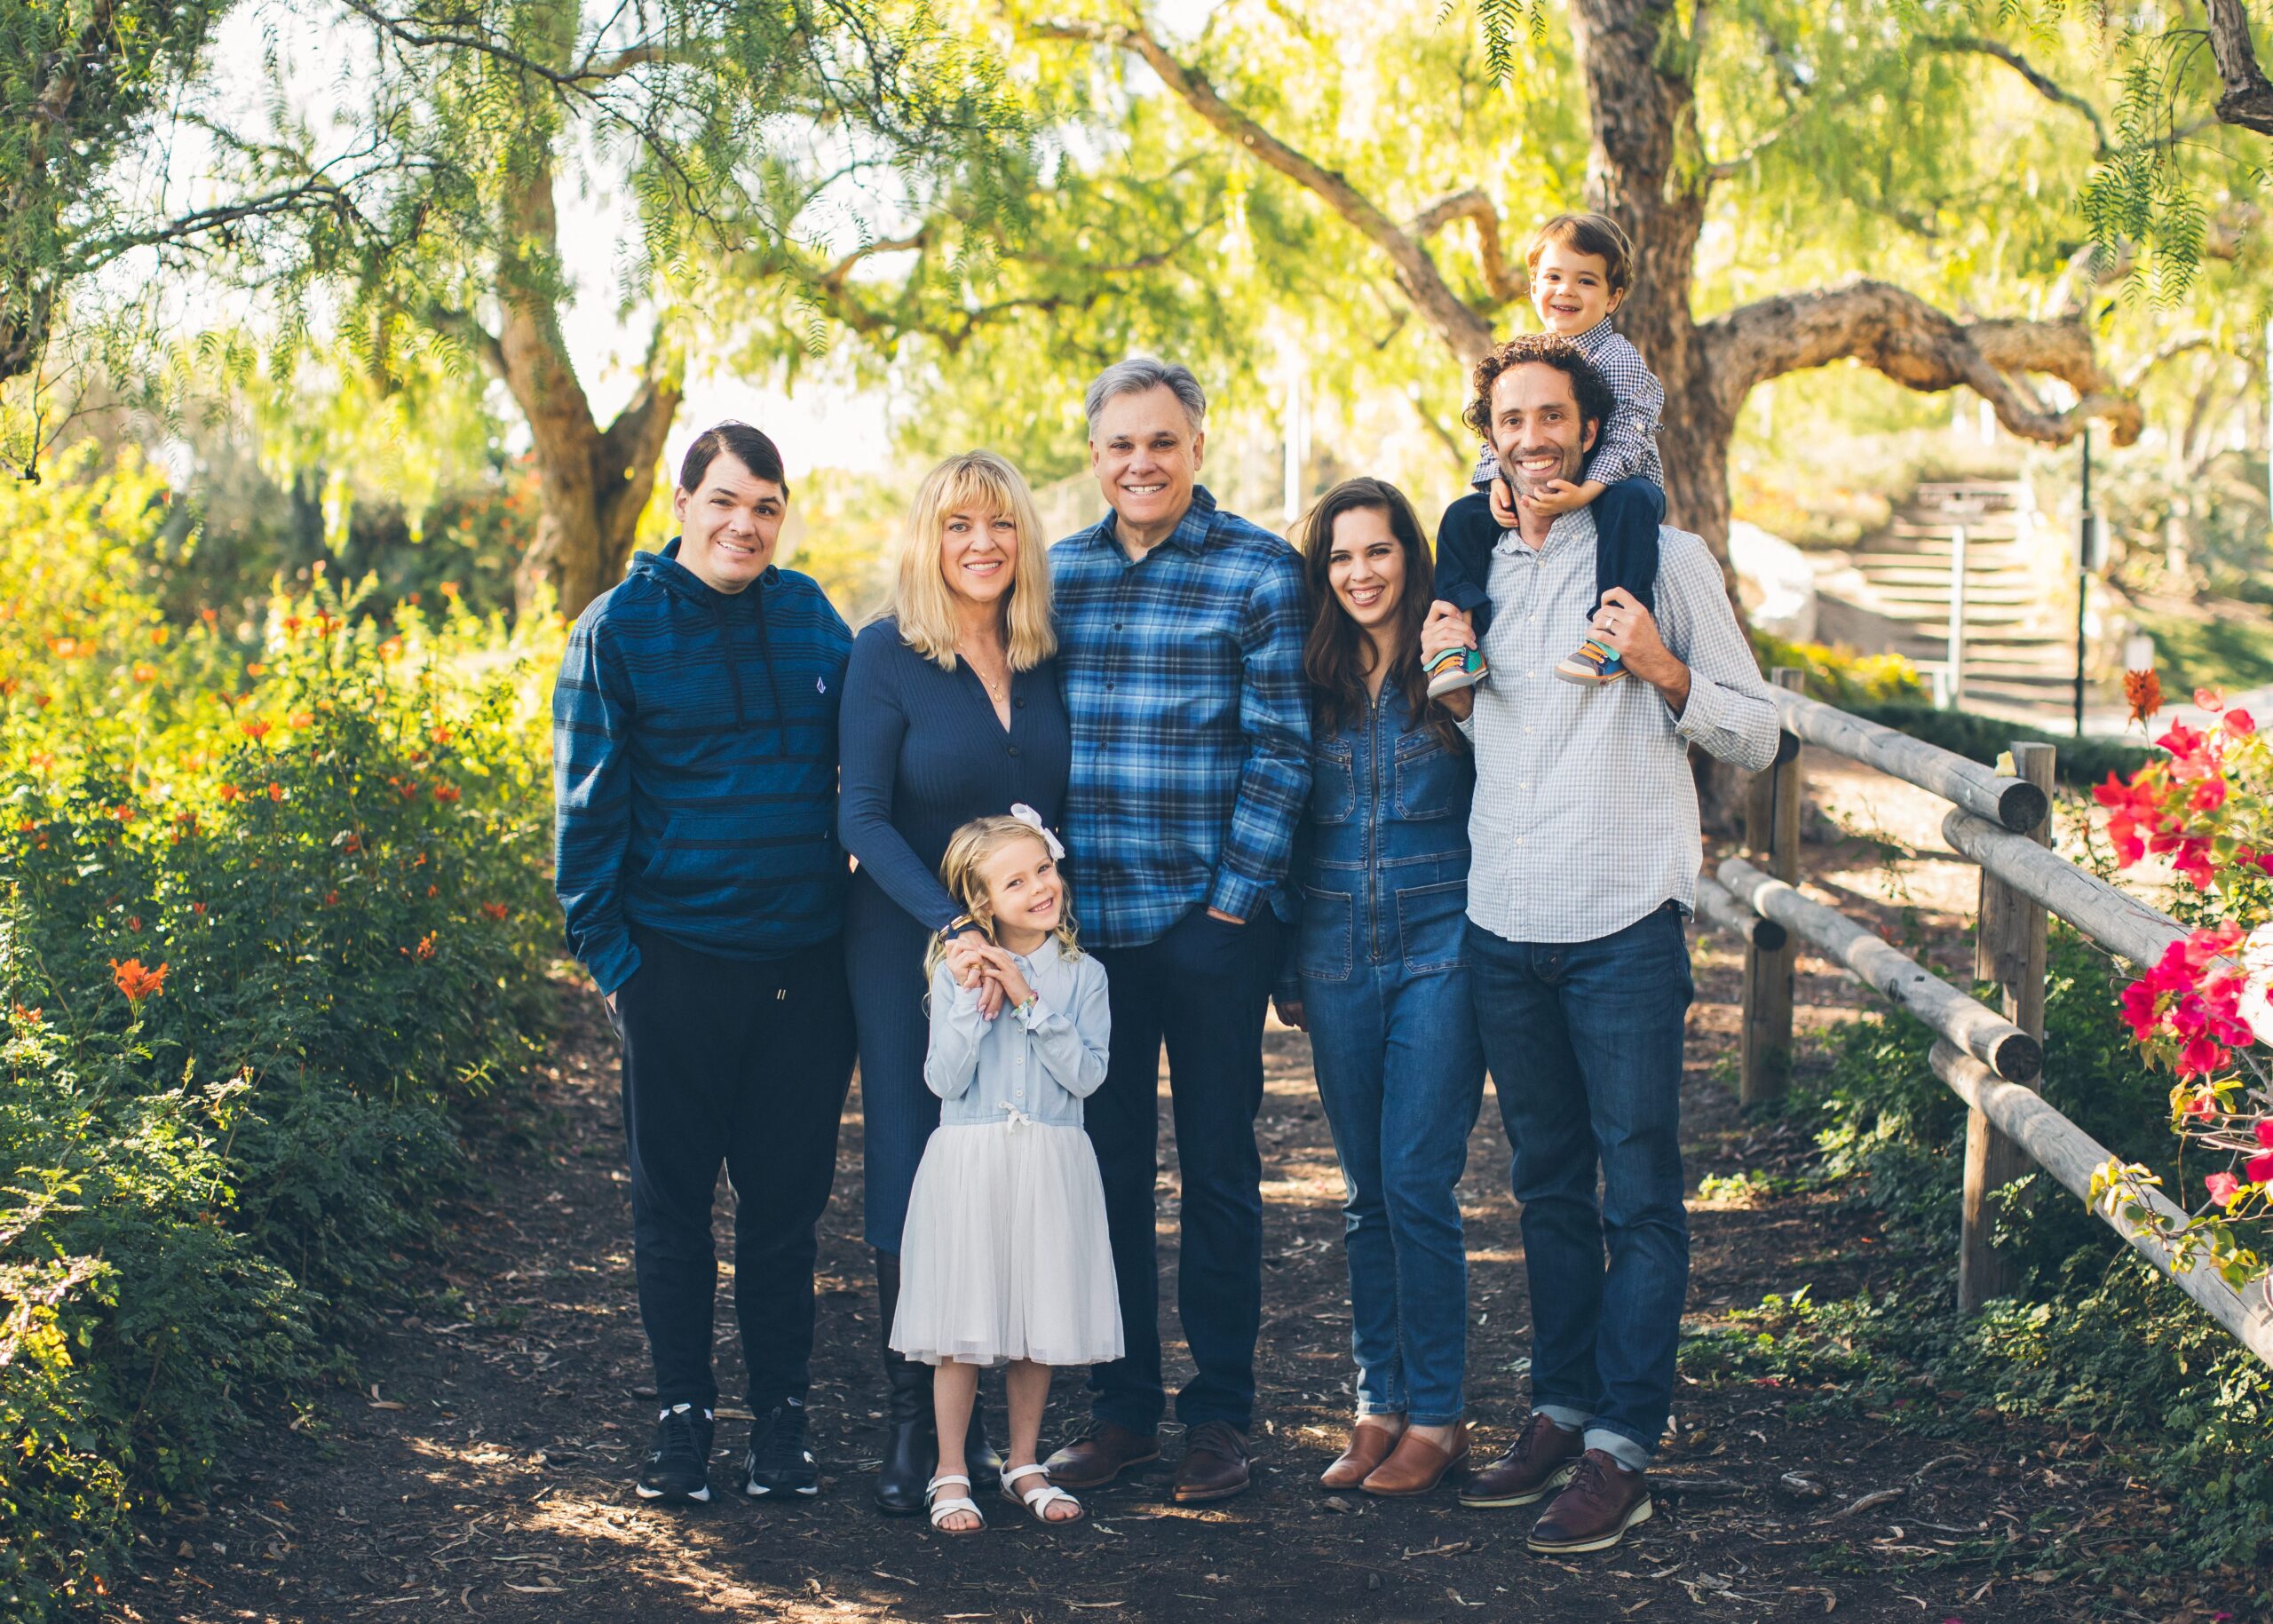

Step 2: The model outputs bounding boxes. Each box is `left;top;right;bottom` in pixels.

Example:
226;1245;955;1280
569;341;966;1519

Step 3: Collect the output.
2074;426;2107;738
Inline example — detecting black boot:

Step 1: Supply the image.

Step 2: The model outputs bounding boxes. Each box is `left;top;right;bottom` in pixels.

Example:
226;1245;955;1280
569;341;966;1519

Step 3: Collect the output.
874;1251;936;1516
966;1392;1005;1491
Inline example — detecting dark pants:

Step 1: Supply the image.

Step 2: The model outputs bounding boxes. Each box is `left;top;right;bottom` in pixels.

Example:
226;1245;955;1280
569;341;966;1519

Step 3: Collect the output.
615;925;855;1413
843;884;937;1255
1085;906;1285;1433
1435;477;1666;636
1468;906;1691;1462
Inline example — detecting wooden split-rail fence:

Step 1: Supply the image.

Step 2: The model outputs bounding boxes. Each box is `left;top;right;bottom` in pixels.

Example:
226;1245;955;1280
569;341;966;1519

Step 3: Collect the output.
1698;669;2273;1367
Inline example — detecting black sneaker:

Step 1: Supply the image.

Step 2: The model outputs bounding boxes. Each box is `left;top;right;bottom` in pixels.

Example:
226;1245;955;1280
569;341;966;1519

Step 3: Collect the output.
636;1402;715;1503
744;1397;819;1497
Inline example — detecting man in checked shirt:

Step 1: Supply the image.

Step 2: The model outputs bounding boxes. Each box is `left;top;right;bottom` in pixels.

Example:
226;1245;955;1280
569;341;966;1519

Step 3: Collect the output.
1422;334;1779;1554
1040;357;1311;1506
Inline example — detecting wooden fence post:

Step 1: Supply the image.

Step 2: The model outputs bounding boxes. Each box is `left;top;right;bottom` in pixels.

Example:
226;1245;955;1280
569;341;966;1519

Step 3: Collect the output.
1959;740;2055;1311
1739;668;1806;1105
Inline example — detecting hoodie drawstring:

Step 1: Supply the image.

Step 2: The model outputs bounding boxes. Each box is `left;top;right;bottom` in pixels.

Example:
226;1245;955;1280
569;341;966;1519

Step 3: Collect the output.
705;579;786;744
749;575;788;746
709;598;749;727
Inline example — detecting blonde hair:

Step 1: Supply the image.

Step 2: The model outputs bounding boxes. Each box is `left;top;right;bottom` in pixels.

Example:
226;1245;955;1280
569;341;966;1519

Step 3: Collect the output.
923;816;1081;978
884;451;1056;671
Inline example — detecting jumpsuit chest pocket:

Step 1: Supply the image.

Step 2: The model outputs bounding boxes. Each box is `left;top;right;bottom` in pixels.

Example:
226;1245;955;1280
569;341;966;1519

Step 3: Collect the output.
1393;734;1463;820
1309;741;1356;826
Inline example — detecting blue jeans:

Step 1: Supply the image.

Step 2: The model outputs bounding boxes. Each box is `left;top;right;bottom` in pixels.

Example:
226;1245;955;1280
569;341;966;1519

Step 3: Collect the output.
1304;957;1485;1425
1468;906;1691;1466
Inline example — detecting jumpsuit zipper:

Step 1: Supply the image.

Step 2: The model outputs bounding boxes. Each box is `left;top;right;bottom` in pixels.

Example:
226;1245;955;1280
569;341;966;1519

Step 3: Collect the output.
1365;685;1384;967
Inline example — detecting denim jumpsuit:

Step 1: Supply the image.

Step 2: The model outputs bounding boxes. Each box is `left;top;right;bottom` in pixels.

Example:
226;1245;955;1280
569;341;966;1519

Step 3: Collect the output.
1292;684;1485;1426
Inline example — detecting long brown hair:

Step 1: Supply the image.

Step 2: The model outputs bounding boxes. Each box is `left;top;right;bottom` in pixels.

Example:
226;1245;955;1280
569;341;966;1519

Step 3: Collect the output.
1297;479;1462;748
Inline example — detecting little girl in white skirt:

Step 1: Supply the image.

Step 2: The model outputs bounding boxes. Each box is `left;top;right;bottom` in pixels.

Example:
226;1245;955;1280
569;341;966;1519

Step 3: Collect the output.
891;807;1121;1533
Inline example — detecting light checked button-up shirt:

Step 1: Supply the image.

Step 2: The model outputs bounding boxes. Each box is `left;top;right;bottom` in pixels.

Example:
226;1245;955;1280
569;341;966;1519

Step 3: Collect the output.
1461;509;1778;945
1052;485;1312;949
924;939;1112;1129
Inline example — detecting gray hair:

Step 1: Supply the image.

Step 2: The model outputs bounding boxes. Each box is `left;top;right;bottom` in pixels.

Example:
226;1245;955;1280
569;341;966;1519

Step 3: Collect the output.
1083;356;1208;440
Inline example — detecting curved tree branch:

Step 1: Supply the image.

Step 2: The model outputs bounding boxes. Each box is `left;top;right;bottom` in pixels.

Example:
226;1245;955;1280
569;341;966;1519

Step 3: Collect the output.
1703;278;2142;448
1918;33;2111;156
1024;12;1494;364
1408;187;1521;306
2206;0;2273;136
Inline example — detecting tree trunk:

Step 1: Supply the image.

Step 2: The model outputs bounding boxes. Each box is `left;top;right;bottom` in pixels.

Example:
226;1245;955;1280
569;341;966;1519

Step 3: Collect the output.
492;158;682;622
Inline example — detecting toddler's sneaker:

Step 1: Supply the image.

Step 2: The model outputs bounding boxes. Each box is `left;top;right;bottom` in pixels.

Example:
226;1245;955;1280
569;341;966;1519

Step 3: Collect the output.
744;1396;820;1497
1425;645;1488;698
636;1402;715;1503
1555;638;1628;685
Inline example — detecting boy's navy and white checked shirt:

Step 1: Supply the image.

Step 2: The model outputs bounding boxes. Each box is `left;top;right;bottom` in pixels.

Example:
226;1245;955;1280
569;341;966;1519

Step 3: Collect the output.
1051;486;1311;950
1471;316;1665;491
551;543;852;995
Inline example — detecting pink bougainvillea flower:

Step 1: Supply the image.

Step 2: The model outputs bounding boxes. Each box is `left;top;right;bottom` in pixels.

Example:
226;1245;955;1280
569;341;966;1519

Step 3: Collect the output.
2206;1170;2243;1206
2177;1035;2229;1078
2190;776;2229;812
2256;1120;2273;1150
2248;1151;2273;1185
2227;709;2257;736
2119;978;2159;1040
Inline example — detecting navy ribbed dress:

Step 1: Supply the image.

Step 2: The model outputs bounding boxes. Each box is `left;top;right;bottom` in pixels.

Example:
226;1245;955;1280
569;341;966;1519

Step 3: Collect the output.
838;617;1072;1254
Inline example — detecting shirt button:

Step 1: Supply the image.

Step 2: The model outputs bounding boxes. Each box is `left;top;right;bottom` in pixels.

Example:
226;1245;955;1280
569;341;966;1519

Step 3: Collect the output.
1009;745;1021;757
1015;697;1026;709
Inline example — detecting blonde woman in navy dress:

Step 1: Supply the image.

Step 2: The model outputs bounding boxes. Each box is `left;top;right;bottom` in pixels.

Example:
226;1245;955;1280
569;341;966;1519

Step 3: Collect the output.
838;452;1071;1513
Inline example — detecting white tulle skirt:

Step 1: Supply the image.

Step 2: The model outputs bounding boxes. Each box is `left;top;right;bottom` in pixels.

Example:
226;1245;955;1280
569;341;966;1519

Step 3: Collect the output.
891;1121;1124;1368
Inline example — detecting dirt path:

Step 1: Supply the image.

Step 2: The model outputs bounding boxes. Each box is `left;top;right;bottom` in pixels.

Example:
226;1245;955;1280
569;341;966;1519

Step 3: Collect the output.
130;814;2238;1623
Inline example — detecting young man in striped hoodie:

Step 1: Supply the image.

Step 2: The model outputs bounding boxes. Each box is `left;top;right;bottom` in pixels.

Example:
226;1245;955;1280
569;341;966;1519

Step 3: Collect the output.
552;422;857;1507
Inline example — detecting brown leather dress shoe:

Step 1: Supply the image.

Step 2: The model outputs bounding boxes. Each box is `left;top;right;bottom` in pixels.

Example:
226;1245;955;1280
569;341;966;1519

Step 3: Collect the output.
1526;1449;1653;1553
1042;1422;1160;1491
1171;1421;1251;1503
1359;1422;1469;1497
1319;1420;1402;1490
1459;1412;1584;1509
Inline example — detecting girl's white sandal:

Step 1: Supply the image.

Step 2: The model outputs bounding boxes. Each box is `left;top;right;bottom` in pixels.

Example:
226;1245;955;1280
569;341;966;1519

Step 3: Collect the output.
1001;1463;1084;1525
925;1473;985;1534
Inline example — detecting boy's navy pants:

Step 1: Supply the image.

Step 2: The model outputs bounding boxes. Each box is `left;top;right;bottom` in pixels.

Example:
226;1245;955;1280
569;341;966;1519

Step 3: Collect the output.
614;924;855;1413
1435;477;1666;636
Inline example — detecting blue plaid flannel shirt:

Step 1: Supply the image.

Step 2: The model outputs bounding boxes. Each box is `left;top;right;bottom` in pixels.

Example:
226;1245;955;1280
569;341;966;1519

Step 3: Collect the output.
1051;486;1311;949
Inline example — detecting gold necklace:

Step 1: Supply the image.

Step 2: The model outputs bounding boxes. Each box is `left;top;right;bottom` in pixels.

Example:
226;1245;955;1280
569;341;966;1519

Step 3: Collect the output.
959;641;1009;701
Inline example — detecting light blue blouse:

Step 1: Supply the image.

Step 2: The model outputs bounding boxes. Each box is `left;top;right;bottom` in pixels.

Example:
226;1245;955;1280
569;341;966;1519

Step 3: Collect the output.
923;939;1112;1129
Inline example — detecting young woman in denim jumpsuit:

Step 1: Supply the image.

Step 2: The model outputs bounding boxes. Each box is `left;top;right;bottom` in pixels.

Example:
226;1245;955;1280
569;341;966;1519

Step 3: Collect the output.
1275;479;1485;1499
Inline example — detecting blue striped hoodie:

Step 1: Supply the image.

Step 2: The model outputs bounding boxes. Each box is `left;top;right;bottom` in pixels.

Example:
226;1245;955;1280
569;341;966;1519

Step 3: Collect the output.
552;542;852;994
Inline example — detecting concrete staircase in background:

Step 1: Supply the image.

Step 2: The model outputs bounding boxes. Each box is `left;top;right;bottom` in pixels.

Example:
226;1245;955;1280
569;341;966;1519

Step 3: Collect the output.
1833;480;2078;717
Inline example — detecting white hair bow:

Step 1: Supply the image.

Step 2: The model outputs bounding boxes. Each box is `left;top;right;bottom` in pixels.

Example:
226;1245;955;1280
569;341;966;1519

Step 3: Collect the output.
1009;804;1065;860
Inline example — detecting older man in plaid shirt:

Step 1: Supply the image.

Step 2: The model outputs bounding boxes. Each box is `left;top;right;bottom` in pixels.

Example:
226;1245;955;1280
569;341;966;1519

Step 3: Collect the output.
1041;357;1311;1506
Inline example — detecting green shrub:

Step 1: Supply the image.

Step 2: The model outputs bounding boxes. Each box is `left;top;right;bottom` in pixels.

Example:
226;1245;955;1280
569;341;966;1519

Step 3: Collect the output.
1685;931;2273;1589
0;450;560;1620
1753;631;1926;706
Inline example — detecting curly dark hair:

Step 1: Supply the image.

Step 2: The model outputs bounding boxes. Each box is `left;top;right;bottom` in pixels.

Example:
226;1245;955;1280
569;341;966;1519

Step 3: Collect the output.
1461;334;1616;448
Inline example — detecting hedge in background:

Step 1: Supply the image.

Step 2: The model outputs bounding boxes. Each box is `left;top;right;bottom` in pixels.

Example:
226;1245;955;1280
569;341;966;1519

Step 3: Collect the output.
0;452;561;1620
1847;701;2153;788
